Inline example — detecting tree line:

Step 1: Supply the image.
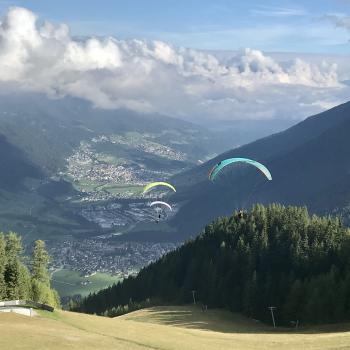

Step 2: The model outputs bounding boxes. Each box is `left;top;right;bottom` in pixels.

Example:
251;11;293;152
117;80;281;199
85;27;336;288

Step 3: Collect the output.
0;232;59;308
75;204;350;324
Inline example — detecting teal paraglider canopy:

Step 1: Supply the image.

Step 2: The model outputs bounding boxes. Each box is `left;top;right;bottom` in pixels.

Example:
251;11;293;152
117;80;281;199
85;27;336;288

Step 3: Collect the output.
209;158;272;181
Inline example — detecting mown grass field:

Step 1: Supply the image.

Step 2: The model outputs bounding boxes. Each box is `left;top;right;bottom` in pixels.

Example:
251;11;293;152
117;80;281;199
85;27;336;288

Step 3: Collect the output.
71;178;144;196
1;305;350;350
51;269;121;297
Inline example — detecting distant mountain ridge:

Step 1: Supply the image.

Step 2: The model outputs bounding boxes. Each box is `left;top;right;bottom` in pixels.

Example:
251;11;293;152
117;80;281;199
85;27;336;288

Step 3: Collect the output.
171;101;350;238
0;92;236;242
0;92;223;176
1;92;349;243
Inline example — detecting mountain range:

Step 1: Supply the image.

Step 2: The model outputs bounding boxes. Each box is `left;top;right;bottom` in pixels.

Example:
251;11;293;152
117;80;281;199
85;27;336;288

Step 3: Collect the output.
169;101;350;239
0;92;259;242
1;91;349;244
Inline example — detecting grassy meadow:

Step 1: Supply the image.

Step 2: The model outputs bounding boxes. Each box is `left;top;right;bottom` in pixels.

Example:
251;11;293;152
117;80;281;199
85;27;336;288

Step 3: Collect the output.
2;305;350;350
51;269;121;297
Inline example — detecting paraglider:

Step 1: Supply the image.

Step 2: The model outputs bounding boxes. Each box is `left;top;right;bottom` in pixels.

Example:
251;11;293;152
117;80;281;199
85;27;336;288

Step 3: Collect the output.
143;182;176;194
140;158;272;225
150;201;172;211
209;158;272;182
208;157;272;210
150;201;172;223
143;181;175;224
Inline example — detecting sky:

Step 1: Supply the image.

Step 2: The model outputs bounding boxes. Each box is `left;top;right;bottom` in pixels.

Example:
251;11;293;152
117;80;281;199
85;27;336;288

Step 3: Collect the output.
1;0;350;53
0;1;349;124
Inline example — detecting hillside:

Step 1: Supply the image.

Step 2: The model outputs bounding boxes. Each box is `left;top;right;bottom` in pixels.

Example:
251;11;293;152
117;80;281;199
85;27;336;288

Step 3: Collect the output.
0;134;42;190
171;101;350;237
77;205;350;325
2;306;350;350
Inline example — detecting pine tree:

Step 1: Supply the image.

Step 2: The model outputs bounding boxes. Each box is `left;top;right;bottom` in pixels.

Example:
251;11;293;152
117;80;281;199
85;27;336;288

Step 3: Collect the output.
32;240;50;285
31;240;59;307
243;270;258;317
18;264;31;300
4;232;23;299
283;279;304;322
0;233;6;299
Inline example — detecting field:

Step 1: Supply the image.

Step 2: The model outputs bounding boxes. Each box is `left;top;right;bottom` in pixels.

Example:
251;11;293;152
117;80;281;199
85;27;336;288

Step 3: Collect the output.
99;183;144;195
71;178;144;196
51;269;121;297
2;305;350;350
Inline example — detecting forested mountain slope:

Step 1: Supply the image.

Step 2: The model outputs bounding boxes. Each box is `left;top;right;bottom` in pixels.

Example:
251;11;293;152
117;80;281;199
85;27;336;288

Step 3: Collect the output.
77;204;350;324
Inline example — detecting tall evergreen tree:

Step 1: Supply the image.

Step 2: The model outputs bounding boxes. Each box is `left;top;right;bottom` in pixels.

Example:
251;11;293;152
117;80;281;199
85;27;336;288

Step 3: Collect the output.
0;233;6;299
4;232;23;299
18;264;31;300
32;240;50;285
31;240;59;307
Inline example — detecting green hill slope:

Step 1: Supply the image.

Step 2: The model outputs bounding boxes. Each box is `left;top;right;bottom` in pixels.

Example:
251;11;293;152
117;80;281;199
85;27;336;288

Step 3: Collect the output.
77;205;350;324
2;306;350;350
0;134;42;190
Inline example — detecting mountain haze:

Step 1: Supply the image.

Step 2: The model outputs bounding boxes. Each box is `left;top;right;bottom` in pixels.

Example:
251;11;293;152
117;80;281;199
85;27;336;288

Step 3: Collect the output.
171;102;350;238
0;93;222;175
0;92;241;242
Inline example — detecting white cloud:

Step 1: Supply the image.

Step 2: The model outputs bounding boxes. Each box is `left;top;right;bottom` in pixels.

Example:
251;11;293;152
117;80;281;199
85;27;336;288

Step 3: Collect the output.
0;6;348;122
251;6;306;17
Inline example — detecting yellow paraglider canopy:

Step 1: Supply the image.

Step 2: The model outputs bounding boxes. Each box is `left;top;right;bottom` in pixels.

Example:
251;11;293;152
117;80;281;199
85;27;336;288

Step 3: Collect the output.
143;182;176;194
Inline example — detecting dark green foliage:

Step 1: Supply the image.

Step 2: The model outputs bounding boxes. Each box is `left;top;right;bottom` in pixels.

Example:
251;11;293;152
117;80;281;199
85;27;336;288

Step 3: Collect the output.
32;240;50;285
0;232;59;308
31;240;60;307
76;204;350;324
4;232;24;299
0;234;6;299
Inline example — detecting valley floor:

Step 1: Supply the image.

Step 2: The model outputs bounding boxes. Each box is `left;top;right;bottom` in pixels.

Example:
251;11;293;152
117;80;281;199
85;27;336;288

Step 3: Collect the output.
1;305;350;350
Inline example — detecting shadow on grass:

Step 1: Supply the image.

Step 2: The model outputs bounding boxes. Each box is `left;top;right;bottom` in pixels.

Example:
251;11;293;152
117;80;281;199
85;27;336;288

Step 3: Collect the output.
124;305;350;335
124;305;272;334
